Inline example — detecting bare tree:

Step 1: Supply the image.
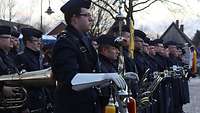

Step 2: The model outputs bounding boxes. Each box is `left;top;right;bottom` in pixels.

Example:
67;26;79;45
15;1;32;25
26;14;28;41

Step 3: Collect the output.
8;0;16;21
90;0;183;37
0;0;17;21
91;0;160;21
0;0;7;20
90;0;116;37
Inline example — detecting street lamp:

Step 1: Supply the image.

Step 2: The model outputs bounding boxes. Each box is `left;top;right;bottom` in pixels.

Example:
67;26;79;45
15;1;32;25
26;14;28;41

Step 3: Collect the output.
45;0;54;15
40;0;54;31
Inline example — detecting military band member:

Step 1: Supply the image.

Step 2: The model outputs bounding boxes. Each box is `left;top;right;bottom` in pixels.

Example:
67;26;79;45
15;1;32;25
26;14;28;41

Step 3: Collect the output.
51;1;126;113
0;25;22;113
96;35;119;111
110;25;137;73
152;39;169;71
108;25;140;99
15;28;48;113
16;28;43;71
134;30;150;79
145;41;159;73
165;41;186;113
97;35;119;73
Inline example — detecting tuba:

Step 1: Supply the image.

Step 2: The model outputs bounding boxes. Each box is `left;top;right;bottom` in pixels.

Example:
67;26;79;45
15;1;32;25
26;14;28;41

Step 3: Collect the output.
0;67;55;87
0;87;27;110
0;68;55;109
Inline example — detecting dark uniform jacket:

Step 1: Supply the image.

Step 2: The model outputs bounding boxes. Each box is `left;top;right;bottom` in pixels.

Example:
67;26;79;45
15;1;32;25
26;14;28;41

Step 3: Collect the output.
0;49;18;87
123;48;139;98
123;47;137;73
134;50;149;79
99;54;117;73
8;48;18;62
52;25;99;113
15;47;47;112
0;49;18;75
0;49;18;89
144;54;159;73
167;54;187;113
98;54;116;110
155;54;170;71
16;47;43;71
0;49;19;113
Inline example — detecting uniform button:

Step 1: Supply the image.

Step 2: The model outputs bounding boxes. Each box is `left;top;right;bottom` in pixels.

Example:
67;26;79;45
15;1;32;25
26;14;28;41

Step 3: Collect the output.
94;102;96;105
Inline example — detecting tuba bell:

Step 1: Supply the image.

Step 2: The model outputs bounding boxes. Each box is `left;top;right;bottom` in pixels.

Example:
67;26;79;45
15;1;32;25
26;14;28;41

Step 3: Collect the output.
0;68;55;110
0;67;55;87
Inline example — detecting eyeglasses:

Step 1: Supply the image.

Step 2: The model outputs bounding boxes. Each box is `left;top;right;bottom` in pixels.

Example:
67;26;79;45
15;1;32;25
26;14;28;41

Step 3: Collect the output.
78;13;92;17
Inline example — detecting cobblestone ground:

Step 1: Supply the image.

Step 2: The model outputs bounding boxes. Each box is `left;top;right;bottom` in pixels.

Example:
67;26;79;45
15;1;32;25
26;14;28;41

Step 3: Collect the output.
183;77;200;113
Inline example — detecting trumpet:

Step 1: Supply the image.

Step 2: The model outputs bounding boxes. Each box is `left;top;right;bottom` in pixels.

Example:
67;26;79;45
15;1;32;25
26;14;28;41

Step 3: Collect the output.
138;71;166;108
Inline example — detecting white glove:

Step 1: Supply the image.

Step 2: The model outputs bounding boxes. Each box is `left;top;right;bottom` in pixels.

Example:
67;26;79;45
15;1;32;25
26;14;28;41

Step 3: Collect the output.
104;73;127;90
71;73;127;91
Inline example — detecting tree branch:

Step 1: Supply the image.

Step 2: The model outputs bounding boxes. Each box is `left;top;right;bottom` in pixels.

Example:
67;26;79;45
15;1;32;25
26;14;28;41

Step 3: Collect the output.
161;0;183;8
100;0;118;14
133;0;158;12
124;2;129;13
133;0;151;8
91;1;116;19
91;9;103;36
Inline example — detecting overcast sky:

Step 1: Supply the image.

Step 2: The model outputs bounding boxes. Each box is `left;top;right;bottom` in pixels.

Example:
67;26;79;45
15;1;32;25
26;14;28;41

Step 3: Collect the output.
12;0;200;38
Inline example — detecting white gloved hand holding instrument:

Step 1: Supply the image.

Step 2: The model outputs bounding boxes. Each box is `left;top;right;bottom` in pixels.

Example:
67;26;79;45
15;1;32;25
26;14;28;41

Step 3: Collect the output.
71;73;127;91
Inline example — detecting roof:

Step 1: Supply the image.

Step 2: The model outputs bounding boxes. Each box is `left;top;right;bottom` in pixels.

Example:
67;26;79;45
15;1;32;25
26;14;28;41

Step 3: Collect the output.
46;22;66;35
160;22;192;46
192;30;200;47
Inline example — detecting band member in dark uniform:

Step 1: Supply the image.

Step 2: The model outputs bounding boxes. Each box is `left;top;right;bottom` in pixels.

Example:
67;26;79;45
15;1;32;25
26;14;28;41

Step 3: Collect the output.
96;34;119;111
110;25;138;73
165;41;186;113
15;28;48;113
16;28;43;71
134;30;149;79
0;25;23;113
111;25;140;98
51;1;126;113
97;35;119;73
